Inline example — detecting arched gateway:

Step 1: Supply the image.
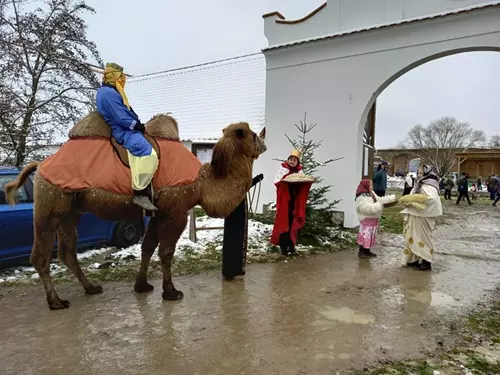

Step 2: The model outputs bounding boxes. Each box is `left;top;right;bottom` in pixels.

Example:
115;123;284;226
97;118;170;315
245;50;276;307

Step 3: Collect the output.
255;0;500;228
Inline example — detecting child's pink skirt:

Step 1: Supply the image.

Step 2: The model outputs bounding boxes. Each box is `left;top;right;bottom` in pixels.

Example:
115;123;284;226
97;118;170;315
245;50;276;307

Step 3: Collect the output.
357;218;379;249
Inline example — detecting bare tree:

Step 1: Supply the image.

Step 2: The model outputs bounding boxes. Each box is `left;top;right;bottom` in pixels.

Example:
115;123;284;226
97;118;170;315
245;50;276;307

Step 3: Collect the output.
399;117;486;176
490;135;500;148
0;0;102;166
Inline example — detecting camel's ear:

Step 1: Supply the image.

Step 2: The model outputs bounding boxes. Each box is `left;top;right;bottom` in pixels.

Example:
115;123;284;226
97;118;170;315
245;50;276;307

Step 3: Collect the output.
211;141;231;178
259;127;266;139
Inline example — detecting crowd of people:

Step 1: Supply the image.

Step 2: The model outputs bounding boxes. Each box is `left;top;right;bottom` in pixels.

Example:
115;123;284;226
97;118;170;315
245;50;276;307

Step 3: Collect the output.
439;173;500;205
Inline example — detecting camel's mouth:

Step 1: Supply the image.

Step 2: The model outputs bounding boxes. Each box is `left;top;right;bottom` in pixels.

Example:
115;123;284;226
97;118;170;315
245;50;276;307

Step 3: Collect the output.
254;135;267;158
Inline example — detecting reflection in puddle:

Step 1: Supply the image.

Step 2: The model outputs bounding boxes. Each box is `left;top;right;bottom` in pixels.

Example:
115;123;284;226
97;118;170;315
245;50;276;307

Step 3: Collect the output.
408;291;456;306
318;307;375;325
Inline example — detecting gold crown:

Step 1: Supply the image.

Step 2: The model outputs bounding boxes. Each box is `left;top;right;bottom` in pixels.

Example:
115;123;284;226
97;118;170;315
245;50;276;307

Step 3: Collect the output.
289;149;302;159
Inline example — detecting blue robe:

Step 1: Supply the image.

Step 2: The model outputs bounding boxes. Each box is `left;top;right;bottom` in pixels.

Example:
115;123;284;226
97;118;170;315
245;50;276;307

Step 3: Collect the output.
96;85;152;157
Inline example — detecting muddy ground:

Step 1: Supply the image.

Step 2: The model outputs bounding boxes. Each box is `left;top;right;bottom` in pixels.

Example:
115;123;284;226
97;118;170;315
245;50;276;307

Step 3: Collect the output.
1;201;500;375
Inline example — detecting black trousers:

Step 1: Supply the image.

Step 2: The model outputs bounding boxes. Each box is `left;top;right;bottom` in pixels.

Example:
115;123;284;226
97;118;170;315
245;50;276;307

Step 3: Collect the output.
374;189;386;197
279;186;297;254
493;193;500;206
444;189;452;200
456;191;471;205
222;199;247;279
221;175;262;279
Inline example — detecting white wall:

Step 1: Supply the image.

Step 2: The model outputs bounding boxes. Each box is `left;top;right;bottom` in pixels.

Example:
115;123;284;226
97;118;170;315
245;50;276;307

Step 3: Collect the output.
258;6;500;227
263;0;495;47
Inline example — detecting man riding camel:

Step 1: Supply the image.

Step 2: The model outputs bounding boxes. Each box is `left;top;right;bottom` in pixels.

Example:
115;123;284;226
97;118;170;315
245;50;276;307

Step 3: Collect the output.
96;62;159;211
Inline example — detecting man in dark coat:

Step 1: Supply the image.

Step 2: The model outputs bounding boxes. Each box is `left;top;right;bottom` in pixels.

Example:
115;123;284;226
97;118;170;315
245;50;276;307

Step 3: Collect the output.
222;174;264;280
456;172;472;205
373;161;388;197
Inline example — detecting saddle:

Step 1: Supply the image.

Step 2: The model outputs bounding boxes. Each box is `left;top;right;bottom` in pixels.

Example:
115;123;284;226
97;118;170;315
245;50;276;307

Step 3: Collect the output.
68;111;171;168
110;135;161;168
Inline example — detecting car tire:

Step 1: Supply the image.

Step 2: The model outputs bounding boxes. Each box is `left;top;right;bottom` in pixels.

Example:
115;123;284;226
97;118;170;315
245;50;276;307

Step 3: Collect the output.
112;220;143;248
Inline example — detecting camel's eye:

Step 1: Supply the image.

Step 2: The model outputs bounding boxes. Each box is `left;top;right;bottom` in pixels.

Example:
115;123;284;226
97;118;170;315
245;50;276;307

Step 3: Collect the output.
235;128;246;139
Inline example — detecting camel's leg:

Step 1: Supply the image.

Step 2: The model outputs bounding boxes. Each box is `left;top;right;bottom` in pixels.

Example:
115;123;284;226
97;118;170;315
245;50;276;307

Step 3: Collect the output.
134;217;160;293
158;216;187;301
30;217;70;310
57;216;103;295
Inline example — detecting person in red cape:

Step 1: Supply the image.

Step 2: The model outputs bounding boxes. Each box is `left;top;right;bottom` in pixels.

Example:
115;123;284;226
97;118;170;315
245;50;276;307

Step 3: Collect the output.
271;149;313;255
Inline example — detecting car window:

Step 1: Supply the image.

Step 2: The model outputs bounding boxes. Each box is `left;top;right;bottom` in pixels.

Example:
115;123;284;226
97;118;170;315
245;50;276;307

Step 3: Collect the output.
0;175;29;204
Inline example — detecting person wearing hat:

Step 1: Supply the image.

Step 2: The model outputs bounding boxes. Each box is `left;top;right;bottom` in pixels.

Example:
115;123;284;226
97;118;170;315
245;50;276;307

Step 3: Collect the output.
271;149;313;255
96;62;159;211
373;161;389;197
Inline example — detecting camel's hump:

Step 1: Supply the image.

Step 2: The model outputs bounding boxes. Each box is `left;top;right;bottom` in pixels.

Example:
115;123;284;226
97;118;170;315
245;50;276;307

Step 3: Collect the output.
68;112;180;141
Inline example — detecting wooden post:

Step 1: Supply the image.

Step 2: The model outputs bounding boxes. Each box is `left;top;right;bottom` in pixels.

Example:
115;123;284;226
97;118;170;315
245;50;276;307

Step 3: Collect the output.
368;101;376;180
188;208;197;243
457;156;460;175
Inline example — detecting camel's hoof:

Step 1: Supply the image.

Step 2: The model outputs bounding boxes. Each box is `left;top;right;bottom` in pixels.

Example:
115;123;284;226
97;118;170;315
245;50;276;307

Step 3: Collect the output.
134;282;154;294
85;284;103;295
48;298;71;310
162;289;184;301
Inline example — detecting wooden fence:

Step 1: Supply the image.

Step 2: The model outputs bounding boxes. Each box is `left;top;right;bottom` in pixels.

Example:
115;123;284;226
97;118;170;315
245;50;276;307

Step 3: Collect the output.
188;208;224;243
188;184;262;243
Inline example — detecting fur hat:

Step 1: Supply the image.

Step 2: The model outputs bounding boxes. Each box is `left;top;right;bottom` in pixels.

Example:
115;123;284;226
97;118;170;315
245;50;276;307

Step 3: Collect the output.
289;149;302;160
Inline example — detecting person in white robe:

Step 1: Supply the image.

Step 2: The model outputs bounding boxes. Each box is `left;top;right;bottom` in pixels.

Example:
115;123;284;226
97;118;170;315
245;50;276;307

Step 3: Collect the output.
399;165;443;271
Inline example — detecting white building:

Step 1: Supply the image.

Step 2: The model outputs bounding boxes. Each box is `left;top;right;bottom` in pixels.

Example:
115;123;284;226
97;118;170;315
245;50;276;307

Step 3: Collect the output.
126;54;266;162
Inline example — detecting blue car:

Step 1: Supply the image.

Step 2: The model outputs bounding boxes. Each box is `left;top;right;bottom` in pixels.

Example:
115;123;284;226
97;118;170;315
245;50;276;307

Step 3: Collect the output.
0;166;148;267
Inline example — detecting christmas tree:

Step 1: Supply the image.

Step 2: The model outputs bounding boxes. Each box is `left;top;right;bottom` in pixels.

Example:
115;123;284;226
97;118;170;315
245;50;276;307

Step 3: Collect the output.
282;113;342;245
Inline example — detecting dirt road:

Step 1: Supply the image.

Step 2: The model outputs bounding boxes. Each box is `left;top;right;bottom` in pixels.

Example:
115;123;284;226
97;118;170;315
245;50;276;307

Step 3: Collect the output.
1;203;500;375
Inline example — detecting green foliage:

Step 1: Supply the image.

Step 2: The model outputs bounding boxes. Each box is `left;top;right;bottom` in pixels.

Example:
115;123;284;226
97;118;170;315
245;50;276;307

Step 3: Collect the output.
283;113;342;244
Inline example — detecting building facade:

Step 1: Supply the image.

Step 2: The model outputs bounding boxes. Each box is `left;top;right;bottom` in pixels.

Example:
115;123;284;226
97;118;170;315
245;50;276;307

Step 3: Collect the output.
377;148;500;179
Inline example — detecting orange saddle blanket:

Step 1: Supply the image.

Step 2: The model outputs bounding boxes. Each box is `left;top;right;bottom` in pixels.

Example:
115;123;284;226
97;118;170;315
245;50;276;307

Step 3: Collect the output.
39;138;202;196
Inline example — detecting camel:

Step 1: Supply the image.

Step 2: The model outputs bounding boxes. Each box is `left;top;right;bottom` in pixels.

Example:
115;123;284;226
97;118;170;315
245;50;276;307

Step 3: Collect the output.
5;112;267;310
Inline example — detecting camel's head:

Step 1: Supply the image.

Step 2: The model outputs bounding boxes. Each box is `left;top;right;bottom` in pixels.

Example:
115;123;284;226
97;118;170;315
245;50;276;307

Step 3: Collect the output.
211;122;267;178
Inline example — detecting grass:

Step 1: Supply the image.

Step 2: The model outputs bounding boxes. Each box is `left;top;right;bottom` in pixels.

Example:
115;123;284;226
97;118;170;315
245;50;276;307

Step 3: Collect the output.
352;299;500;375
378;189;497;235
356;360;435;375
379;204;404;234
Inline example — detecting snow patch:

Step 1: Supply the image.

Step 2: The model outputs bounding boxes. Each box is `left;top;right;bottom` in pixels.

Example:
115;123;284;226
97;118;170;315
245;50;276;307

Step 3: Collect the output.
110;217;274;261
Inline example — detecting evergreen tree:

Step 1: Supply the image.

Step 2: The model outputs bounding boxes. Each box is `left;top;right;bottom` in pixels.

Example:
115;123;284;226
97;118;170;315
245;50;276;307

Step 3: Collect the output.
282;113;342;244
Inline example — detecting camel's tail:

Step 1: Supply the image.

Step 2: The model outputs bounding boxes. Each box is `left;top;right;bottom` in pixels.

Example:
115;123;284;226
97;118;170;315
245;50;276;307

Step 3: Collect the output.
4;161;40;206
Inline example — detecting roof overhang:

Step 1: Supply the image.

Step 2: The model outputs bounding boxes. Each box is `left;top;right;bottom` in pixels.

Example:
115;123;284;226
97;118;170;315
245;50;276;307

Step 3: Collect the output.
263;2;500;52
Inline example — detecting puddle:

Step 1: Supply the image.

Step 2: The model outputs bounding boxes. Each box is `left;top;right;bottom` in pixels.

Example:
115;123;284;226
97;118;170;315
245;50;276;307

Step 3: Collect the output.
430;292;457;306
318;306;376;325
407;291;457;306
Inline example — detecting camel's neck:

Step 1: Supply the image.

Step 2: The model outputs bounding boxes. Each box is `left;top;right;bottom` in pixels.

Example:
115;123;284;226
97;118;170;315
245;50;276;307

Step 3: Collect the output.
198;158;253;218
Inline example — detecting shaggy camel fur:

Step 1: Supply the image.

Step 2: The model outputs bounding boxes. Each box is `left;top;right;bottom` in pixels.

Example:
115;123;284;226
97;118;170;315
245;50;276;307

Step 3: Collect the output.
5;113;266;310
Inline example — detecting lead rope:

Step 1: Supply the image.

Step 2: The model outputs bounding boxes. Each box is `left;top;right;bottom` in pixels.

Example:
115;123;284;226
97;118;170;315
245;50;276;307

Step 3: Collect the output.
150;184;155;218
247;181;262;217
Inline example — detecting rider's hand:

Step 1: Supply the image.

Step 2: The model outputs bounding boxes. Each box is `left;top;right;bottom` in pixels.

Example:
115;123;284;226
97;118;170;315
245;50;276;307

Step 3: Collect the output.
134;122;145;133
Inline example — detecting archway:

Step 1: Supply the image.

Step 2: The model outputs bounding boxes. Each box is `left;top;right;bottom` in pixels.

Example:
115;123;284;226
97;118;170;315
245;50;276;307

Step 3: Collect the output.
361;47;500;178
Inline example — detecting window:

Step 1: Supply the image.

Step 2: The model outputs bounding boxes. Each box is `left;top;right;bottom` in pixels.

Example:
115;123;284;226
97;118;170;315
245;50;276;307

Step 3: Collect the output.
192;144;214;164
0;175;29;204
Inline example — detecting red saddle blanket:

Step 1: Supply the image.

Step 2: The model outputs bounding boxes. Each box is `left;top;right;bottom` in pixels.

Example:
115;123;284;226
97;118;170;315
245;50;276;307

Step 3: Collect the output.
39;138;202;195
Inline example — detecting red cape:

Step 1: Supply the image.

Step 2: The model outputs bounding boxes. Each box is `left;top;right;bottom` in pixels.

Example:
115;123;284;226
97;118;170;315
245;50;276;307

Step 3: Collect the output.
271;177;312;246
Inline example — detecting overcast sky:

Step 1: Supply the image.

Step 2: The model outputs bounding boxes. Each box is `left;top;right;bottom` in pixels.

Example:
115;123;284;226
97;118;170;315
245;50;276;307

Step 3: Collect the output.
84;0;500;148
